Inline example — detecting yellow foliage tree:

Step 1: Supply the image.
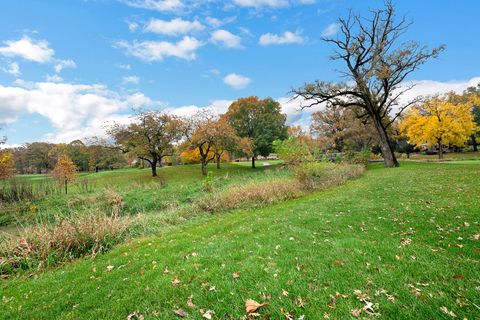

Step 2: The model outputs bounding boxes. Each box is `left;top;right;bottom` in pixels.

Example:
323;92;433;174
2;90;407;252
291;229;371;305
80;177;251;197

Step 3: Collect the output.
400;93;477;159
0;152;15;180
51;155;77;194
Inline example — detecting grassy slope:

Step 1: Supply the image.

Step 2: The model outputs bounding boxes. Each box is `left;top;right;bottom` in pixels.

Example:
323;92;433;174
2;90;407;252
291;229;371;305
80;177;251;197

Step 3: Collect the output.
1;162;285;227
1;162;479;319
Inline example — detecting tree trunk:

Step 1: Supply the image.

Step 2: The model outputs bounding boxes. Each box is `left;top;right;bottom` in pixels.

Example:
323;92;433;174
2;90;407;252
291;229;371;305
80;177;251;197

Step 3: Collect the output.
65;178;68;195
438;141;444;160
151;158;158;177
472;134;478;152
372;116;399;167
216;155;221;169
252;156;256;169
201;157;207;176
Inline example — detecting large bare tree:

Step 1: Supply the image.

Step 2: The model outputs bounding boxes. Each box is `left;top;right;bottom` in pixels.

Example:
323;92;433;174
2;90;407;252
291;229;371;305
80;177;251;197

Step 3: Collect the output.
292;2;444;167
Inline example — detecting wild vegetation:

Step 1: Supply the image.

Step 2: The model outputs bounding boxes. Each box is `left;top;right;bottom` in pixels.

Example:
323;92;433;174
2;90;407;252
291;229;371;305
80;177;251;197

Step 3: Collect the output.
0;2;479;319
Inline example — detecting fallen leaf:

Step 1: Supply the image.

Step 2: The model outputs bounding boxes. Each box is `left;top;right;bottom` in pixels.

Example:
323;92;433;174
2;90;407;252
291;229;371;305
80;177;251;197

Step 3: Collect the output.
106;265;114;272
282;289;289;297
351;308;362;317
327;296;336;309
452;274;464;279
187;296;195;308
400;238;412;246
127;312;144;320
202;309;214;319
172;277;181;286
245;299;269;314
174;308;188;317
440;306;456;317
232;272;240;279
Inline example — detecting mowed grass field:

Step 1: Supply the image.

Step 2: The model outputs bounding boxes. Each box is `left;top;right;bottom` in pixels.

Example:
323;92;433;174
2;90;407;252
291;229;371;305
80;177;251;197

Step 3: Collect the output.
1;161;479;319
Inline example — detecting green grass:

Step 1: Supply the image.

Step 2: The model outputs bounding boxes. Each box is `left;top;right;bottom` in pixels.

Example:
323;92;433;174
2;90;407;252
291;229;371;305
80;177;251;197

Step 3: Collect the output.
0;161;286;227
406;151;480;161
1;161;479;319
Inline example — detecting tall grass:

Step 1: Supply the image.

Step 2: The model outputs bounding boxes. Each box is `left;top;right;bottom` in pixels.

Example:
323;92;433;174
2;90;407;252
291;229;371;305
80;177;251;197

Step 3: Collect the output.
0;212;131;275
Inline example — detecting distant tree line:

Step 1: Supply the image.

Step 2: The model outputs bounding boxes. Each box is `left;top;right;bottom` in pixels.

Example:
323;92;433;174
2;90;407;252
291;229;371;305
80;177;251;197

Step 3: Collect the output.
5;139;126;174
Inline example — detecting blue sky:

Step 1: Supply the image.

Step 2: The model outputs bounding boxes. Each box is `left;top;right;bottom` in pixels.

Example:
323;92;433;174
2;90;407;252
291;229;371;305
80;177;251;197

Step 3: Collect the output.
0;0;479;145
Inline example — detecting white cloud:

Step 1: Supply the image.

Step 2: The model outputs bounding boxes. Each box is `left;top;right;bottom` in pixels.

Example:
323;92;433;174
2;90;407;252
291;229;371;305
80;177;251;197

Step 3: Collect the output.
211;30;242;49
2;62;21;77
259;31;305;45
321;22;339;37
115;36;202;61
45;74;63;82
122;75;140;84
206;16;237;28
0;81;158;142
281;77;480;129
128;22;139;32
145;18;204;36
54;59;77;73
166;99;233;117
232;0;289;8
223;73;251;89
398;77;480;105
121;0;184;12
117;64;131;70
0;36;54;63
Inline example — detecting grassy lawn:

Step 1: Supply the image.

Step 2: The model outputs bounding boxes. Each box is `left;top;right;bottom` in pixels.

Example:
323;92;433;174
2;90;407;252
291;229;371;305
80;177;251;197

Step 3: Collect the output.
406;151;480;162
0;161;285;227
1;162;479;319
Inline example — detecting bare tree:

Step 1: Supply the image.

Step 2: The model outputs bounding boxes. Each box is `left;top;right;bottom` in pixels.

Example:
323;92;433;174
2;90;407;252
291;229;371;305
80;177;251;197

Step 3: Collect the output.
292;1;444;167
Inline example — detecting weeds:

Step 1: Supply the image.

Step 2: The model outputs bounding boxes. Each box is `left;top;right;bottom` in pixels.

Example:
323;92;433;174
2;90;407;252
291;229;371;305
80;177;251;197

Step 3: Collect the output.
0;212;131;275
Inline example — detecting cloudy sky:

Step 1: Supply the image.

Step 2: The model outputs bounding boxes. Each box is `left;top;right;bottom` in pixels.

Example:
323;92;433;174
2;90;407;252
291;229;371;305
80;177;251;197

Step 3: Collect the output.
0;0;479;146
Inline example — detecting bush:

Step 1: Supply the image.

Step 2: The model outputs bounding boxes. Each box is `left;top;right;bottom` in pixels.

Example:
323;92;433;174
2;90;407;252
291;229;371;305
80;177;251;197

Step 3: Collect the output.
273;137;314;166
0;212;131;275
293;161;364;191
196;177;303;213
343;149;372;165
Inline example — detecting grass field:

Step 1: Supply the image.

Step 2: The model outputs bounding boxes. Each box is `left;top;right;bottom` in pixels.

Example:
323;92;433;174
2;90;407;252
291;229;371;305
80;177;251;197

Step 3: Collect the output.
1;161;479;319
0;161;287;228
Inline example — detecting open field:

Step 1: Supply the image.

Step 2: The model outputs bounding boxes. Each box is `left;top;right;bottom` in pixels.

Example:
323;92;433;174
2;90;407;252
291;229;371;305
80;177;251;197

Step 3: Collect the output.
0;161;287;228
1;161;479;319
405;151;480;162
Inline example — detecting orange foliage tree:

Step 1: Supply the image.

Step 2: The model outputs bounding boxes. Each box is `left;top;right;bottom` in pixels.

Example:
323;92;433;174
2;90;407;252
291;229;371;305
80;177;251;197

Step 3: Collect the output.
51;155;78;194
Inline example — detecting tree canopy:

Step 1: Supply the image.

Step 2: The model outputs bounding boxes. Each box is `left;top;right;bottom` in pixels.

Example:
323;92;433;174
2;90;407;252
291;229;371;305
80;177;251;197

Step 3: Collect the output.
225;96;287;168
108;111;185;177
400;93;477;159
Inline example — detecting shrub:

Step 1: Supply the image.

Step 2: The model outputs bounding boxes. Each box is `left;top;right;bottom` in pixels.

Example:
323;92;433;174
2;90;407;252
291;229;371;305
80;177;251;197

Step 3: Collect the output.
293;162;364;191
196;177;303;213
273;137;314;166
343;149;372;165
0;212;131;275
293;162;331;190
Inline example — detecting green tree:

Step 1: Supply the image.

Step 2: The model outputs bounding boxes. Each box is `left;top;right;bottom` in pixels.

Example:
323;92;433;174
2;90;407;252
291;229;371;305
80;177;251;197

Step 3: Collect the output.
225;96;288;168
108;111;185;177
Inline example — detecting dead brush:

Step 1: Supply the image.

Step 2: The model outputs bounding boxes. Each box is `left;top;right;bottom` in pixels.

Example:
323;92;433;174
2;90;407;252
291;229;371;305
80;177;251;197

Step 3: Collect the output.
0;212;131;275
196;177;303;213
100;188;125;215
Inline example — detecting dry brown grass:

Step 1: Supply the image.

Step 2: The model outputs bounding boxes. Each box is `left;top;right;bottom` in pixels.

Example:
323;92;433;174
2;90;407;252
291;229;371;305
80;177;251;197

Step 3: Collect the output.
196;163;364;214
0;212;131;275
